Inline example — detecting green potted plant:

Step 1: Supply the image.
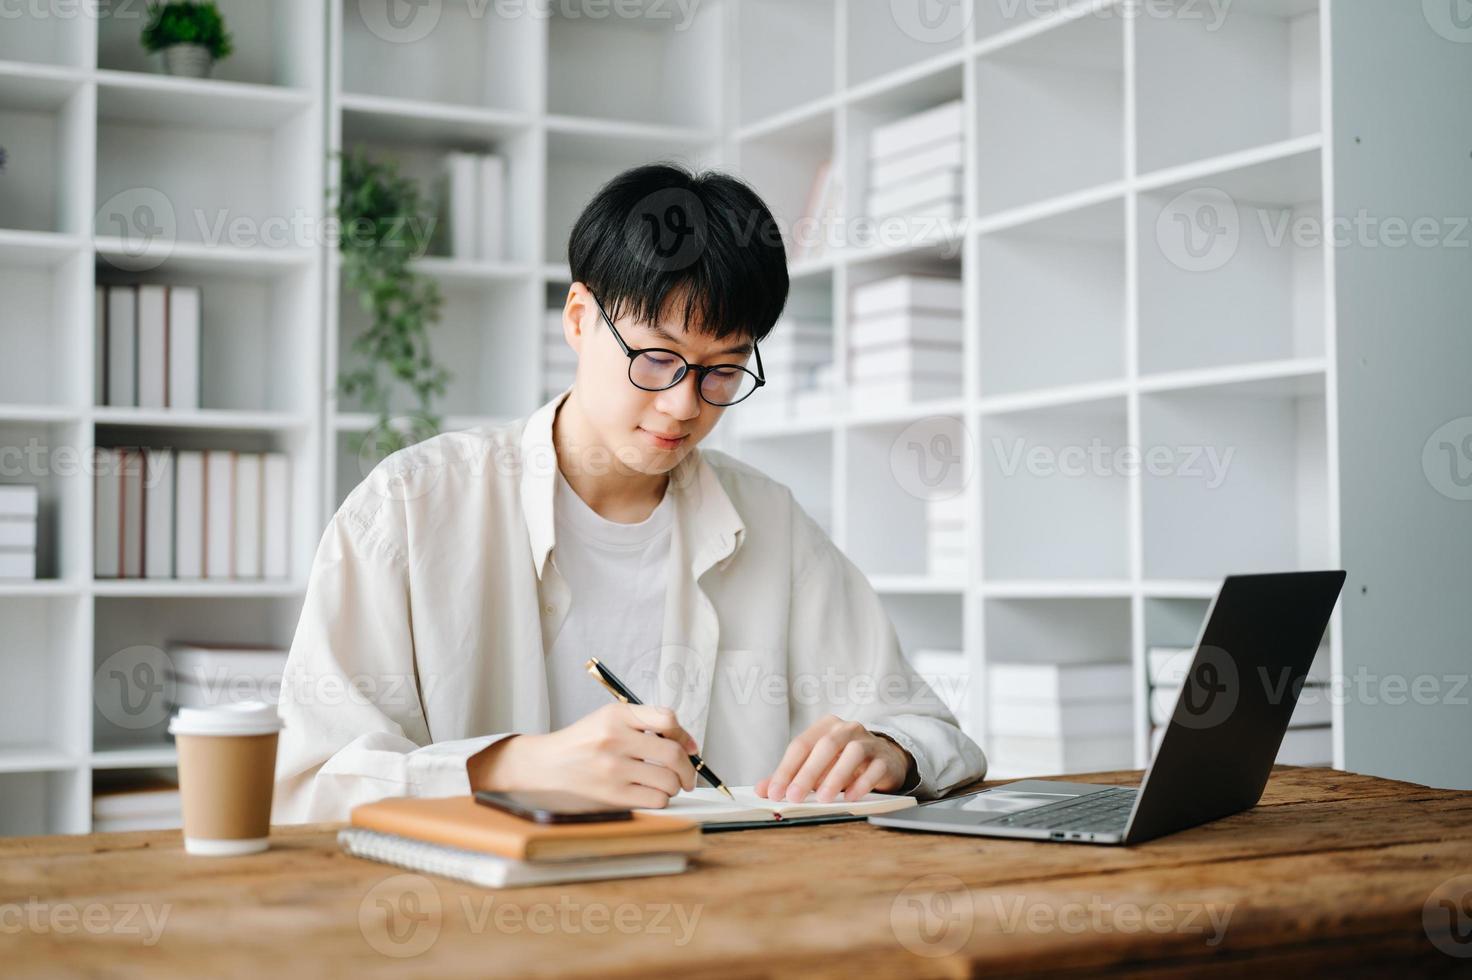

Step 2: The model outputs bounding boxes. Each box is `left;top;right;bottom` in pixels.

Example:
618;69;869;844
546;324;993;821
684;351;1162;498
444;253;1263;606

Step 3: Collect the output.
333;150;450;459
141;1;234;79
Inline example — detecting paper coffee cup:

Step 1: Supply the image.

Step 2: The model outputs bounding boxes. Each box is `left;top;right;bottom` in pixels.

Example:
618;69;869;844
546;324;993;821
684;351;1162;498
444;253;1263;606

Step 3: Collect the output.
168;701;283;856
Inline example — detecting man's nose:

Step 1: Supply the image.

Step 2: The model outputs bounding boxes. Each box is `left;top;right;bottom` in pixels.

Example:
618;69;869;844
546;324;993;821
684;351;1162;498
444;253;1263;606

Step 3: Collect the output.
656;369;703;420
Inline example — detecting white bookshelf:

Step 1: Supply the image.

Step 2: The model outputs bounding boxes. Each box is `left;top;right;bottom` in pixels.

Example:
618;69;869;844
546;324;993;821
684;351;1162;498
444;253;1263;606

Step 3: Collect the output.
722;0;1467;778
0;0;325;834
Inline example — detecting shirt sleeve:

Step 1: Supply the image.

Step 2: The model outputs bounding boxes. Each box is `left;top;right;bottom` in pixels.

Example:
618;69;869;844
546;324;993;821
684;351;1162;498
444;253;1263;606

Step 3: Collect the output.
271;501;515;824
785;493;988;800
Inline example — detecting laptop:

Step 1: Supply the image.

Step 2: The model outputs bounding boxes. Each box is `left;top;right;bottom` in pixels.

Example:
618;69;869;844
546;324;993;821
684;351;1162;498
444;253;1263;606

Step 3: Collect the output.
870;571;1346;845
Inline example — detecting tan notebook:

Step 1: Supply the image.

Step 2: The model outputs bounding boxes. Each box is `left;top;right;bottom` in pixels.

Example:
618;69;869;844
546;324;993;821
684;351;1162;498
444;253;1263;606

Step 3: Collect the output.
349;796;703;862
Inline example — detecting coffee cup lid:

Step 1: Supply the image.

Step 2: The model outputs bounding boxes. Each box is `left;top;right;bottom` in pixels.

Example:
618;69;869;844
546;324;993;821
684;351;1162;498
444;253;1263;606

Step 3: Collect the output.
168;701;283;737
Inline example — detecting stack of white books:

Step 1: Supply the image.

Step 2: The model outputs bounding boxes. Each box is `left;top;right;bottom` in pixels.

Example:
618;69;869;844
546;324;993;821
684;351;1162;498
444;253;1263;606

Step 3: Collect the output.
92;771;182;833
906;647;969;720
441;152;507;261
747;316;832;421
96;284;200;410
543;308;575;402
848;275;963;406
167;642;289;709
1147;645;1333;765
0;484;39;580
927;495;966;578
867;100;964;225
93;448;291;581
986;661;1134;778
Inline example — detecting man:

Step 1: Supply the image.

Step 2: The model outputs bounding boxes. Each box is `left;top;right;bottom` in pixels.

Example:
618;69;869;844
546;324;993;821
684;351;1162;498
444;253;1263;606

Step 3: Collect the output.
273;163;986;822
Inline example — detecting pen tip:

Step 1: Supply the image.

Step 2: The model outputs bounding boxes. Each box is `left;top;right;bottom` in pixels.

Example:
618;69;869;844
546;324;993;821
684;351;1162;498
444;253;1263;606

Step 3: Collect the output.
719;784;736;801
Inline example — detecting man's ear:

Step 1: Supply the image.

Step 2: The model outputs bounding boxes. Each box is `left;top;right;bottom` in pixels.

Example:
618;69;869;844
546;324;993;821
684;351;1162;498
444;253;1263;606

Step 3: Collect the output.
563;283;592;355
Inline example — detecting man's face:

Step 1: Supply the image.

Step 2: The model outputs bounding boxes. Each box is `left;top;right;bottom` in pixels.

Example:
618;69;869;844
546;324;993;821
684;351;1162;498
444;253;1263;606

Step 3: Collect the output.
560;283;755;476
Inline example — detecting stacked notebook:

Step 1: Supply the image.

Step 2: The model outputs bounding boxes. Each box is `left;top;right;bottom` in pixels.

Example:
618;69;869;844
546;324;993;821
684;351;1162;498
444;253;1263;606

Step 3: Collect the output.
92;771;182;833
848;275;964;407
342;796;702;888
167;642;289;708
927;495;966;578
987;661;1135;779
867;100;964;225
96;284;201;410
0;484;38;580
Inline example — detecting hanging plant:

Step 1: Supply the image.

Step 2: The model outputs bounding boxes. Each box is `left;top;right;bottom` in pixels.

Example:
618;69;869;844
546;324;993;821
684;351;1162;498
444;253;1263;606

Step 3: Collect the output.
333;149;449;459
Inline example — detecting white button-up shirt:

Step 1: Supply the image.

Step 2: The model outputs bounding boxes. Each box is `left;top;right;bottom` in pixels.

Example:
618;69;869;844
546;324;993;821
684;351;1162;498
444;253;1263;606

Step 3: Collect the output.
273;390;987;823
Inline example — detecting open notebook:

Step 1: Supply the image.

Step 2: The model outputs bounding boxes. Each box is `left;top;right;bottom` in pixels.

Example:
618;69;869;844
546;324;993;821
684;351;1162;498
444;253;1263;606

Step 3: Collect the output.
637;787;918;825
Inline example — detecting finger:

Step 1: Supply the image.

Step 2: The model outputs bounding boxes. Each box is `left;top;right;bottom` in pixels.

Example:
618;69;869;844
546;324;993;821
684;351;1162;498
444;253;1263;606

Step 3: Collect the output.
765;715;842;799
844;757;890;802
622;704;697;751
610;783;674;810
632;730;698;792
784;726;854;803
755;776;771;798
815;740;871;803
621;758;682;800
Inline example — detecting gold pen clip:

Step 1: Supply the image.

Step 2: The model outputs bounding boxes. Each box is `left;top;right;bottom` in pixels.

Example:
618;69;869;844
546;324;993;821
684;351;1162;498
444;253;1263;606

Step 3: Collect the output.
585;657;629;703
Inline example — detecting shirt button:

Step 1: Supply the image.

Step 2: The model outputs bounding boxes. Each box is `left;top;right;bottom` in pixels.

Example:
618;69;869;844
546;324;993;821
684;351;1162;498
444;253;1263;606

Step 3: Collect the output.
544;604;555;614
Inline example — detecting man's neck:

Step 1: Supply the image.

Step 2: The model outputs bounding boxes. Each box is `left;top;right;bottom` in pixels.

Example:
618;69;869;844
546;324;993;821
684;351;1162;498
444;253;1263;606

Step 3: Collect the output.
552;391;670;524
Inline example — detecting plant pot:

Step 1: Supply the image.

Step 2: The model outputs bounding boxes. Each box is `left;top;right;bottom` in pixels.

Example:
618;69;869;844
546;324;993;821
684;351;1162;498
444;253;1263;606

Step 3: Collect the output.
160;44;215;79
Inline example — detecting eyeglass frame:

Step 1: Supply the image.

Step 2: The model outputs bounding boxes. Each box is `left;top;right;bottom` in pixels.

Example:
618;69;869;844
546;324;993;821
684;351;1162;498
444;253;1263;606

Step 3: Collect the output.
588;291;766;407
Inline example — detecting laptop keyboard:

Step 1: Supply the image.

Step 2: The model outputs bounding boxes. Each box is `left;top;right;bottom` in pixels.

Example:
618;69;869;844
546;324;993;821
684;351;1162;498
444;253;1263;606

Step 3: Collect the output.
985;787;1137;834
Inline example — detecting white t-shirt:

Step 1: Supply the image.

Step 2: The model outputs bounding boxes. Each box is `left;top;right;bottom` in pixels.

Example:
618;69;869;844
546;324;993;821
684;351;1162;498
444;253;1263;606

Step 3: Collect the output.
544;468;674;730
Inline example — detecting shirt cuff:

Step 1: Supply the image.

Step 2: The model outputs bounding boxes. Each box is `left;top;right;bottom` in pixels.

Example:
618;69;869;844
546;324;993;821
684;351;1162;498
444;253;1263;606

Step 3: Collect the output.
406;733;512;797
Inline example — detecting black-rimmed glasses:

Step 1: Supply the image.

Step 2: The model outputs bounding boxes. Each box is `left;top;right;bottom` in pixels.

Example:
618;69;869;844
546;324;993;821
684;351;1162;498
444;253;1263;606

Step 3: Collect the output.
589;293;765;407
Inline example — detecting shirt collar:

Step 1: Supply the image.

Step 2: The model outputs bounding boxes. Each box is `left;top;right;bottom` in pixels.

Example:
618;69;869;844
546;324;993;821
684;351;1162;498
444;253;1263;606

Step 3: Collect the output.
519;389;745;581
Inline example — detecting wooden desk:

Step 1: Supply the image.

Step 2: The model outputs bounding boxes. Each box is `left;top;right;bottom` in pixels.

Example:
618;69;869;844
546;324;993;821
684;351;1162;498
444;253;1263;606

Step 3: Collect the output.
4;767;1470;977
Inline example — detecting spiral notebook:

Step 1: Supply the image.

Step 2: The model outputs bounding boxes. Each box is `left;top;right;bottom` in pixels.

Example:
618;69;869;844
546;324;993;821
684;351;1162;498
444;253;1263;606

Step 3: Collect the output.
338;829;690;888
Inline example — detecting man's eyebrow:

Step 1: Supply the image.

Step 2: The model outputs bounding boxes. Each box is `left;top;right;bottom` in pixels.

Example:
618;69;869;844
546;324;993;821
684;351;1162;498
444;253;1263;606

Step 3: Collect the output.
646;322;753;357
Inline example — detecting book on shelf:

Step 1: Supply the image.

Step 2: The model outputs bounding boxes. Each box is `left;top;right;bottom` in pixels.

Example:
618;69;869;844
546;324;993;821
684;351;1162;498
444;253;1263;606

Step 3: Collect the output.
204;450;233;579
120;448;144;579
988;733;1134;778
143;448;173;579
98;284;202;410
869;100;965;161
233;453;262;579
871;137;964;188
93;771;182;833
852;274;964;320
1149;723;1332;767
791;159;835;263
851;343;963;381
989;661;1133;703
174;450;205;578
851;311;962;350
478;154;506;263
1149;682;1332;728
868;170;965;220
1147;644;1331;687
906;647;969;717
167;642;288;707
262;453;290;581
0;484;39;581
847;375;962;407
440;151;508;262
988;696;1133;739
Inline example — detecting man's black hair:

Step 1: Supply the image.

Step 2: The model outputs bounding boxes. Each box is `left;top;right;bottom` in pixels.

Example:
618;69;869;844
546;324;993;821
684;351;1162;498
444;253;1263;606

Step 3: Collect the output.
568;162;789;344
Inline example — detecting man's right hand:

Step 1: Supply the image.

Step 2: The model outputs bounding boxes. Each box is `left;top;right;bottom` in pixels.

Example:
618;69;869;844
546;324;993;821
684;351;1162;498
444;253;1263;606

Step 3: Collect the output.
466;703;700;809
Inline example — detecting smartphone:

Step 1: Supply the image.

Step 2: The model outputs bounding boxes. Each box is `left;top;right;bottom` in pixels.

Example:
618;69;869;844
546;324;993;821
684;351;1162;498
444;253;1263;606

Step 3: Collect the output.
474;790;633;824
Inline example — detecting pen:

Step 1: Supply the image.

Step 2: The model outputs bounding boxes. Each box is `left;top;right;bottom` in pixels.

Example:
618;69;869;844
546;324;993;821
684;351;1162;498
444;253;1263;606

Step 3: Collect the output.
585;657;737;802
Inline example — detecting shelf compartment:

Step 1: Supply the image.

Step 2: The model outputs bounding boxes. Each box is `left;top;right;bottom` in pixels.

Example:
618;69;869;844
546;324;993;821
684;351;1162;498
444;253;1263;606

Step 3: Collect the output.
1135;0;1320;173
0;595;88;761
0;79;90;235
92;596;302;753
1138;145;1324;376
0;420;90;580
847;1;968;87
732;430;834;538
843;414;972;579
95;259;319;415
735;110;834;262
0;770;87;835
0;247;89;407
736;0;836;127
547;0;721;128
975;197;1124;395
340;122;540;266
985;595;1131;664
336;273;538;420
99;0;324;89
1140;372;1329;582
981;397;1129;581
0;14;90;68
974;11;1123;215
